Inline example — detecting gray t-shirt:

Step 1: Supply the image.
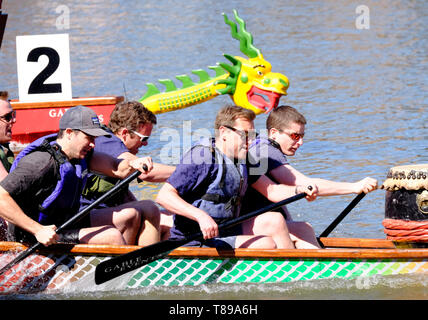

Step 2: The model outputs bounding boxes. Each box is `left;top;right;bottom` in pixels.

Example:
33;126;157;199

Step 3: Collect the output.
0;151;58;221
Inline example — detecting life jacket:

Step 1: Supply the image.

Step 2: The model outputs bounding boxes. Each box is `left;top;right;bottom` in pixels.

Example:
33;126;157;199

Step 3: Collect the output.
10;134;89;225
81;128;128;208
243;135;290;216
171;138;248;240
248;136;287;174
0;144;15;241
192;138;248;221
249;136;282;152
0;143;14;173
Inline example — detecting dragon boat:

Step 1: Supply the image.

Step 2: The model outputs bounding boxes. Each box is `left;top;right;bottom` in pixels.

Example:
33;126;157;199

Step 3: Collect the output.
2;164;427;295
2;8;427;295
0;238;428;295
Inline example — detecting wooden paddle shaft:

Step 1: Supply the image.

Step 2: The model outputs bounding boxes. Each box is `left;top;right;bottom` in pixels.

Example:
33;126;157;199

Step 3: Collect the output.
319;193;366;238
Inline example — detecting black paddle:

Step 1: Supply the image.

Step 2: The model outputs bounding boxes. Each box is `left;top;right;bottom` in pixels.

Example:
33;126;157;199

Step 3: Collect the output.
318;192;366;239
95;192;307;284
0;167;145;277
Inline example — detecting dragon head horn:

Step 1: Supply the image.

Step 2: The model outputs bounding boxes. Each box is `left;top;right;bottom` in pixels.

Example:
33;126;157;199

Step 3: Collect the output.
222;10;261;59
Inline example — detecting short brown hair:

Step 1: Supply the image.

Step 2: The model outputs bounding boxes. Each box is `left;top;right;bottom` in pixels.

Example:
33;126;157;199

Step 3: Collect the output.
214;105;255;135
0;91;8;101
266;105;306;131
108;101;157;133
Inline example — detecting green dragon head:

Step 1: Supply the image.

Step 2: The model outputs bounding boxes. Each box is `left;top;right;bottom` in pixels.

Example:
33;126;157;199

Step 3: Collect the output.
139;10;289;116
216;10;289;115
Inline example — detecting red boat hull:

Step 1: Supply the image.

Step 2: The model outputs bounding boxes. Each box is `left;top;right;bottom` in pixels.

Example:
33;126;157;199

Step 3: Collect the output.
9;96;123;147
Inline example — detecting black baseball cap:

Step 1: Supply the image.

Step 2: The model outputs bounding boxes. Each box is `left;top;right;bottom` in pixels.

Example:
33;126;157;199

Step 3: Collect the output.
59;105;110;137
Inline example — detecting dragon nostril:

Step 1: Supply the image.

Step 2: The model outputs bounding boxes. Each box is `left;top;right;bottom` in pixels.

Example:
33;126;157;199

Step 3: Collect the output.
264;78;271;85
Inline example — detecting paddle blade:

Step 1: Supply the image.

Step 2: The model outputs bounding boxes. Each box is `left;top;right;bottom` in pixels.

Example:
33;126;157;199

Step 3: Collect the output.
94;238;192;284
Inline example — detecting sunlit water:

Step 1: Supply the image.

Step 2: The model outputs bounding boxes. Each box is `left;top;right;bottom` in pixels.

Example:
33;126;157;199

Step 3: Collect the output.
0;0;427;299
2;274;427;301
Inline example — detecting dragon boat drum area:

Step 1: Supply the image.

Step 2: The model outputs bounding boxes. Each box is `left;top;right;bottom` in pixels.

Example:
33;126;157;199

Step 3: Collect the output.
381;164;428;247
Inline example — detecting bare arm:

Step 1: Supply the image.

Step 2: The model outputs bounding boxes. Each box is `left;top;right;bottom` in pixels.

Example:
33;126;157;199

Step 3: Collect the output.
139;163;175;182
309;177;378;195
251;175;317;202
89;151;153;179
0;162;8;181
156;182;218;239
0;186;58;246
270;164;377;195
117;151;175;182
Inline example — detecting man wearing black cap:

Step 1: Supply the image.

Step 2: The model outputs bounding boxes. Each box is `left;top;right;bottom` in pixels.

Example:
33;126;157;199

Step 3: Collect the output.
0;105;157;247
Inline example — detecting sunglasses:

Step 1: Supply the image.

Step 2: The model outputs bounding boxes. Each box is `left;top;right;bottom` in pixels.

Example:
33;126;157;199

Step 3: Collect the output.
0;110;16;123
132;130;150;143
223;125;257;142
279;129;304;141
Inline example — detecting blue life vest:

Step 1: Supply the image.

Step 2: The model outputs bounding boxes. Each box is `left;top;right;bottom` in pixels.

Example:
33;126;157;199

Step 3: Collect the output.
11;134;89;226
242;135;289;216
170;138;248;241
249;136;281;152
192;138;248;221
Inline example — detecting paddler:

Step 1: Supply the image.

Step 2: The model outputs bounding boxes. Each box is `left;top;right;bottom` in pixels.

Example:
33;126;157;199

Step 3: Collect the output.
156;105;316;249
0;105;154;246
242;105;378;248
0;92;16;240
80;100;175;245
0;92;15;180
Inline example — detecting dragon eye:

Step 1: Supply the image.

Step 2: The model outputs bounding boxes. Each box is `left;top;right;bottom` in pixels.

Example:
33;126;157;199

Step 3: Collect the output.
257;71;263;76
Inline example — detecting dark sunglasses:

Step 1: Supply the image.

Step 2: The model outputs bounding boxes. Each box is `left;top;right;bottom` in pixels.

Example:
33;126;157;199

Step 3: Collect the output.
132;130;150;143
0;110;16;123
223;125;257;141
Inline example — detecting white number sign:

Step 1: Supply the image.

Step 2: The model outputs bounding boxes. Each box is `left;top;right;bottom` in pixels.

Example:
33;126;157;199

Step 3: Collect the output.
16;33;72;102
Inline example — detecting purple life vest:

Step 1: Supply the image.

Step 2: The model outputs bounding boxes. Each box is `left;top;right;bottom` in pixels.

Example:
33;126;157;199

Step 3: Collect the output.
11;134;89;225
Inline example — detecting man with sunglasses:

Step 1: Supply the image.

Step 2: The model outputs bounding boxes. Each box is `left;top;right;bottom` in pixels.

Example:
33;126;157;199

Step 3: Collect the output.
0;95;16;181
0;94;16;240
242;105;378;248
156;105;315;249
0;105;154;247
80;101;175;244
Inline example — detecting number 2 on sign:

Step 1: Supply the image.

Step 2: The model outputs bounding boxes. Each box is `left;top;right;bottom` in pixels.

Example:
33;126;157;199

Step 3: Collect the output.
27;47;62;94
